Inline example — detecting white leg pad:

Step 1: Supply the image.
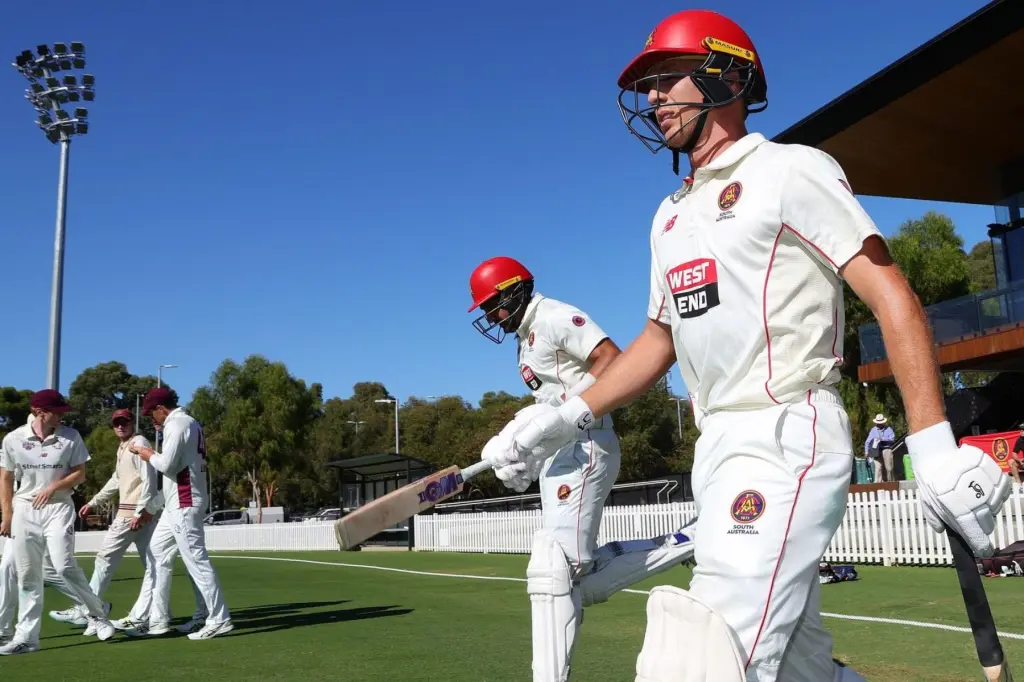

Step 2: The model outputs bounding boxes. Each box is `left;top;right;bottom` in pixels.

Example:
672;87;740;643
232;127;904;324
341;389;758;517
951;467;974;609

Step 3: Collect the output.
580;525;695;607
635;586;746;682
527;529;582;682
833;661;868;682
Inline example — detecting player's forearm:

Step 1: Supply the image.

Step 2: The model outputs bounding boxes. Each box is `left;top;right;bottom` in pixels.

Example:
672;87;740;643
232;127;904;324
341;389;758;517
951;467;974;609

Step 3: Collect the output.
89;475;119;506
0;471;13;518
873;285;947;434
51;466;87;492
581;319;676;419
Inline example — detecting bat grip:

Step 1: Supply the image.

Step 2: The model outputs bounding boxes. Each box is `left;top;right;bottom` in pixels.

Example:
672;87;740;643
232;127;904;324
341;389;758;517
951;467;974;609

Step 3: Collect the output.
946;525;1006;670
461;460;492;481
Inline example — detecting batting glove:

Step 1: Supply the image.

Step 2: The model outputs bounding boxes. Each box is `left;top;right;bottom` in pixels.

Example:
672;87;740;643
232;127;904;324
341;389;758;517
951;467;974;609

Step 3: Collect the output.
907;420;1011;557
512;396;595;467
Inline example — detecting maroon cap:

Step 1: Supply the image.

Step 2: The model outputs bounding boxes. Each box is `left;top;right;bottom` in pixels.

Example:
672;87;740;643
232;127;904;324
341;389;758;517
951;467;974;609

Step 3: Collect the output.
30;389;72;413
141;387;176;416
111;408;133;424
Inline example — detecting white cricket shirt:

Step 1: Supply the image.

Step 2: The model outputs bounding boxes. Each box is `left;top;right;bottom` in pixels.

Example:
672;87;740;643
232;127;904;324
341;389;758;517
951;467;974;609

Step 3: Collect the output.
1;423;91;504
647;133;883;429
148;408;208;511
515;293;613;427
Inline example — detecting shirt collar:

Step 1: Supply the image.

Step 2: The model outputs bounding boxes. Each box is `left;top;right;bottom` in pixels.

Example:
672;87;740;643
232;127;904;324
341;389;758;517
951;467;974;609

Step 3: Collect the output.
699;132;767;173
516;293;544;341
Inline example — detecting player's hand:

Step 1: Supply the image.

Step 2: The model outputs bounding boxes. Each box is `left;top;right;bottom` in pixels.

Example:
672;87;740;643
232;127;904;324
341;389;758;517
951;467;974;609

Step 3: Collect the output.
493;462;532;493
0;519;9;537
130;510;153;531
32;486;55;509
908;421;1011;557
78;503;91;519
512;396;594;466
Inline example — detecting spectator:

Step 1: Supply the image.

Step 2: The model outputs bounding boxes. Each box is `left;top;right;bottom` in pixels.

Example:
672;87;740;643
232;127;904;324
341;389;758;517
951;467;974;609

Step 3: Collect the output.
865;413;896;482
1009;426;1024;487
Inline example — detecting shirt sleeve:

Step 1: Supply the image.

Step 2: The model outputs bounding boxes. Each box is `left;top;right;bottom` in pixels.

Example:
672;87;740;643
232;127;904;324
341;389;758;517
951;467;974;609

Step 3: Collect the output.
132;435;159;515
0;435;15;473
547;304;611;364
68;432;91;468
89;469;120;506
780;147;884;276
149;420;188;475
648;229;671;324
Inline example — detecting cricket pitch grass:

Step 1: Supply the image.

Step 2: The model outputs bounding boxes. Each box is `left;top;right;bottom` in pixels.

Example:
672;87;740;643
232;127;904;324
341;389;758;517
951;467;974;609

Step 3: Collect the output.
11;550;1024;681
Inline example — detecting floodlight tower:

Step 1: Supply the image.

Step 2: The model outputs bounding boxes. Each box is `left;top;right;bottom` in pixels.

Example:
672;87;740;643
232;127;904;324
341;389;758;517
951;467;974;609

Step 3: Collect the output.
12;42;94;390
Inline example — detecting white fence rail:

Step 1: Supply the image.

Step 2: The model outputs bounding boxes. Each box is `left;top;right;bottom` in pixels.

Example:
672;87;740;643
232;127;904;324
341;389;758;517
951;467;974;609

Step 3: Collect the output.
414;487;1024;567
0;521;339;555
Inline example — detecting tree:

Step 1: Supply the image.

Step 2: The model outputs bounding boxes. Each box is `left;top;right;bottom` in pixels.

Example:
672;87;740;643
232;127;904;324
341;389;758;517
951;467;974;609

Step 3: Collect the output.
966;240;997;293
66;361;170;442
0;387;32;439
188;355;321;521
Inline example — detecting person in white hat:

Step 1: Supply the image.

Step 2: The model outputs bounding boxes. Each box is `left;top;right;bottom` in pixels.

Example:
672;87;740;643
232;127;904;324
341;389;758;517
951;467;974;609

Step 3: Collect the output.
865;414;896;482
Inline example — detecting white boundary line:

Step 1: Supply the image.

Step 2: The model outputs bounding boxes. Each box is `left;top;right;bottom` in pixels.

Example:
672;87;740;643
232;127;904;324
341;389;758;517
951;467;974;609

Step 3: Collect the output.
207;554;1024;642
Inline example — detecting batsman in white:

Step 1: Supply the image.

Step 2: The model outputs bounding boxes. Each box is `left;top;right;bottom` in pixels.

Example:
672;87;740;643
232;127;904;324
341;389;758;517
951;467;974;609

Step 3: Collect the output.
48;407;164;633
502;9;1011;682
468;256;698;682
0;389;115;655
126;387;233;640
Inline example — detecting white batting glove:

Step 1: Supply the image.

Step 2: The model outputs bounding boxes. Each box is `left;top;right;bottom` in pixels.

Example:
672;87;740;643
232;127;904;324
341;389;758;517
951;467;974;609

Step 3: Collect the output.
480;424;519;470
493;462;532;493
907;421;1011;557
512;396;595;467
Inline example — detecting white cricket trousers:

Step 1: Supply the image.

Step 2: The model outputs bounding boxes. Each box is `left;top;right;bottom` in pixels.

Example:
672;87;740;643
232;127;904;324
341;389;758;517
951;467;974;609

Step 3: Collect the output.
11;499;107;644
0;542;81;635
149;506;229;626
90;514;160;621
539;423;621;571
687;387;852;682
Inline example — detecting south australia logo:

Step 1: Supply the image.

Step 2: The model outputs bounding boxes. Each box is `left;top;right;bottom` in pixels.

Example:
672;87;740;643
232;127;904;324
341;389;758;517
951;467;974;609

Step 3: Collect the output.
716;181;742;223
728;490;765;536
665;258;720;318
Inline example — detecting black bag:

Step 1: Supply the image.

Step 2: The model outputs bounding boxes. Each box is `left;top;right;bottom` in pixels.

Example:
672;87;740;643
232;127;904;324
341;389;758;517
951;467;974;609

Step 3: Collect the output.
819;562;858;584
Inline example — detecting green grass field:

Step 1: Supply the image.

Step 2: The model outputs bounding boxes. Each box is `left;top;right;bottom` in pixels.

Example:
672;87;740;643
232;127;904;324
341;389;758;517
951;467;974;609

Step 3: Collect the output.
7;550;1023;681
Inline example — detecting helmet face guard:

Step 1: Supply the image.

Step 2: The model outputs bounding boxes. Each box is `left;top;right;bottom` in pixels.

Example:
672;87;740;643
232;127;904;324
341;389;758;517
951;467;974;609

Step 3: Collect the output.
472;280;530;344
618;50;764;158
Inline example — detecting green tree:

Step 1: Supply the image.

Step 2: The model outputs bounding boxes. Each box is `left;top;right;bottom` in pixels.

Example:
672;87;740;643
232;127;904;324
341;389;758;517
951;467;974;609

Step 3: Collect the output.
966;240;997;293
188;355;321;520
66;361;170;441
0;387;32;439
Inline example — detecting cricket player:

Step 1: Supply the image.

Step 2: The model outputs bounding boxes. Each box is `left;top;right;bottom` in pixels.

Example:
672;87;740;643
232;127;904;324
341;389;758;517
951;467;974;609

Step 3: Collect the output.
469;256;698;682
0;389;115;655
53;408;163;633
127;387;233;640
500;10;1011;682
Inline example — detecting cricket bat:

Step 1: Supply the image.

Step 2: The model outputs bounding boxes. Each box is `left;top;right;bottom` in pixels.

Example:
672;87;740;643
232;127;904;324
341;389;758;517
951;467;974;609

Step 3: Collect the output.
334;460;491;550
946;526;1014;682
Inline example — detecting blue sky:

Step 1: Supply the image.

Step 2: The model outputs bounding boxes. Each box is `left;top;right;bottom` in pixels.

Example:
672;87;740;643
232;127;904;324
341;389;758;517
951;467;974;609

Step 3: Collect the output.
1;0;998;408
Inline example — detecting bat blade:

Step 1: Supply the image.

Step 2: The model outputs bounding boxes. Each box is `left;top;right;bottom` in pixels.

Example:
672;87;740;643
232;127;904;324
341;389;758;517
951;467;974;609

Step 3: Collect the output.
333;464;470;550
946;526;1013;682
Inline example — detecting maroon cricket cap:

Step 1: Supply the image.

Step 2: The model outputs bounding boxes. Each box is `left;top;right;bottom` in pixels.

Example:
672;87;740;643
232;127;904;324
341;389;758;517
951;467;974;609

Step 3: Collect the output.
141;387;176;416
111;408;134;424
30;389;72;413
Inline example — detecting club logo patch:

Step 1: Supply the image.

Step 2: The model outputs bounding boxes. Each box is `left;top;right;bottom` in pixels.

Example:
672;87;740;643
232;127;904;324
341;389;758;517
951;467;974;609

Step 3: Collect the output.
572;315;585;327
665;258;720;318
528;331;535;347
731;490;766;524
557;484;571;501
521;365;542;391
718;181;742;211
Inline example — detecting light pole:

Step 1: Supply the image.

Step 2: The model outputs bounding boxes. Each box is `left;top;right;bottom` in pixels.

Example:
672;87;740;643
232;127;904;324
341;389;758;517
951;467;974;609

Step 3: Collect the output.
671;397;685;440
346;419;366;434
13;43;94;390
157;363;177;388
375;398;400;453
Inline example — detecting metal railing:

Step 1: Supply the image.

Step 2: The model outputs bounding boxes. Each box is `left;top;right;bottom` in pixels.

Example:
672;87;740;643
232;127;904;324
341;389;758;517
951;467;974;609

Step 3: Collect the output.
859;279;1024;364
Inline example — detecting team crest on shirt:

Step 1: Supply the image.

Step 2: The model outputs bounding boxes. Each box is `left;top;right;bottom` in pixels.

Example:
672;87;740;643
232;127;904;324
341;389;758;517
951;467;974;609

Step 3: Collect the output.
665;258;720;318
718;181;742;210
22;442;34;450
572;315;586;327
521;365;542;391
728;490;766;536
557;484;572;502
528;331;535;347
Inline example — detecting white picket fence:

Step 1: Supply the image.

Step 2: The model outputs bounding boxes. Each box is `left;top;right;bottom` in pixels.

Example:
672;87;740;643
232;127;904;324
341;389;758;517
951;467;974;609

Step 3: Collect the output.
413;487;1024;567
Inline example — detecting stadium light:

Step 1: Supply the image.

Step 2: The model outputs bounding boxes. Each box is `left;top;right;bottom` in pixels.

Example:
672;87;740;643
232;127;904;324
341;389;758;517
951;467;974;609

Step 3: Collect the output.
11;41;95;389
375;398;401;453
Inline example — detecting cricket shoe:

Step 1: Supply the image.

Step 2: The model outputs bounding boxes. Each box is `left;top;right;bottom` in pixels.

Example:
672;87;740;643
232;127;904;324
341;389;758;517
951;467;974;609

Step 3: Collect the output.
48;606;87;626
111;616;147;631
0;640;39;656
125;621;171;637
177;616;209;634
187;620;234;640
85;617;115;641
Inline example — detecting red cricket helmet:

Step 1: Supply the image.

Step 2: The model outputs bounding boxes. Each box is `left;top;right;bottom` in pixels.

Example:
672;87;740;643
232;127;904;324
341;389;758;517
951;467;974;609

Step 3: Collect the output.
467;256;534;343
616;10;767;170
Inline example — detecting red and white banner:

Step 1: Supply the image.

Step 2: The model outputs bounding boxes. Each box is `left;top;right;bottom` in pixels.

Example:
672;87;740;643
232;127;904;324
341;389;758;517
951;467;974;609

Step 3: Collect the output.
958;431;1018;473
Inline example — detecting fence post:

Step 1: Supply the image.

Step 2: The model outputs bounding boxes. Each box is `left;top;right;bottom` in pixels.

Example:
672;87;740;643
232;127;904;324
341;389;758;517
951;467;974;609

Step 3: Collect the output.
879;489;894;567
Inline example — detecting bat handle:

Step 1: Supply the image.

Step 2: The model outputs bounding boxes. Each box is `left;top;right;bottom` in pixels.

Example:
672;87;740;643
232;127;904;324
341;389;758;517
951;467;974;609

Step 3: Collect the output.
945;525;1008;676
461;460;492;481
